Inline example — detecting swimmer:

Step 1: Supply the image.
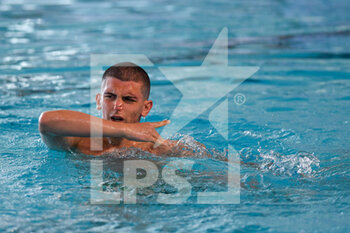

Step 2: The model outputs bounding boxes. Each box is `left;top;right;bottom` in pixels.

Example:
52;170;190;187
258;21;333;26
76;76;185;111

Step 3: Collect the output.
39;62;206;156
39;62;181;156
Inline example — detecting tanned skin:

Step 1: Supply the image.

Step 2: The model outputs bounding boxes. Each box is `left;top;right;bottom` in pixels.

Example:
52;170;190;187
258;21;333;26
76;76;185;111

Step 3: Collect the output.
39;77;175;156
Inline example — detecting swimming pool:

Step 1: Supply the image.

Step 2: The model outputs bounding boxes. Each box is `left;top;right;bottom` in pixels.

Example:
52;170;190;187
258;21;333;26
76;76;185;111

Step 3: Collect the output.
1;0;350;232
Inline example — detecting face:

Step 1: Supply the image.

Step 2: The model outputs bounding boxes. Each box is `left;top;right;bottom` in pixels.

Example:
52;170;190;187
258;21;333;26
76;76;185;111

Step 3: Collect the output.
96;77;152;123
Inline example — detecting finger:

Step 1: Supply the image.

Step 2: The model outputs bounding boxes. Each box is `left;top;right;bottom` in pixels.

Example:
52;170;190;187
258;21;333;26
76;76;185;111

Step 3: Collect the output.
151;120;170;128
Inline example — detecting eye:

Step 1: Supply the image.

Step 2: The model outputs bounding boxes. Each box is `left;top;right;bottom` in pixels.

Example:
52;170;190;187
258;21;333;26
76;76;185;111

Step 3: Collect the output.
123;96;136;102
104;94;116;99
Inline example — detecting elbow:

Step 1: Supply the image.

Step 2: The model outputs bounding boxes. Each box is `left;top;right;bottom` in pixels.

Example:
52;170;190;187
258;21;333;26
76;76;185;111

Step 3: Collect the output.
39;110;62;134
39;110;70;135
39;111;50;134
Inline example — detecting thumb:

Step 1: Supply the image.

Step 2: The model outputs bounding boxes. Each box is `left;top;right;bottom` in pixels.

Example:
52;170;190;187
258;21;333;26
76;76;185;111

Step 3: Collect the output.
152;120;170;128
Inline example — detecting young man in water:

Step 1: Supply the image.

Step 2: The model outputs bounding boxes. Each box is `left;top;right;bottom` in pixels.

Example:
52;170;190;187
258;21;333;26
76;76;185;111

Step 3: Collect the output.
39;62;176;156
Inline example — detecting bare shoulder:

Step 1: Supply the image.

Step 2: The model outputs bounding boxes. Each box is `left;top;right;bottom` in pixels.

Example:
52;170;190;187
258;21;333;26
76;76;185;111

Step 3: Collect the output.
73;137;109;156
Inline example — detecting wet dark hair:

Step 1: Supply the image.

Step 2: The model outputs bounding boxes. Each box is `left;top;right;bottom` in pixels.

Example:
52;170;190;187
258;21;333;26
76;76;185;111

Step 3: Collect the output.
102;62;150;99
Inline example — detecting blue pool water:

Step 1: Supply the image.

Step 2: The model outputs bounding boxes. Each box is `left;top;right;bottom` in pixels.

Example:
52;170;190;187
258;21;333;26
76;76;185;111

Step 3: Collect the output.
1;0;350;232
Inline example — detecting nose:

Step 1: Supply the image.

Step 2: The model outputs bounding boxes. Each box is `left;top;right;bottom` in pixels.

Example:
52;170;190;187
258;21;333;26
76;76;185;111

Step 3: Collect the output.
113;98;123;111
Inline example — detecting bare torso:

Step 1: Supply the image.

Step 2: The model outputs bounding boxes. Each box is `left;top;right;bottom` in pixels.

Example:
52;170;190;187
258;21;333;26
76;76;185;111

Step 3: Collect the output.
72;137;174;156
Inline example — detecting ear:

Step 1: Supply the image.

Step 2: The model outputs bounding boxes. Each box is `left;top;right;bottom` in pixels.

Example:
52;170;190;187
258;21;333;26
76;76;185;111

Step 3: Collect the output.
141;100;153;117
96;93;102;110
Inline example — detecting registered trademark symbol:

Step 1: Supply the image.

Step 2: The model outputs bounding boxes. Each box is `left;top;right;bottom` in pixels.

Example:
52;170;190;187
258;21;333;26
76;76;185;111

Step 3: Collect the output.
234;93;246;105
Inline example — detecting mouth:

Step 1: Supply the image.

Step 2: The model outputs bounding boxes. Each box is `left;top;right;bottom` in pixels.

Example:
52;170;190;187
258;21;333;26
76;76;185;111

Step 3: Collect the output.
110;116;124;122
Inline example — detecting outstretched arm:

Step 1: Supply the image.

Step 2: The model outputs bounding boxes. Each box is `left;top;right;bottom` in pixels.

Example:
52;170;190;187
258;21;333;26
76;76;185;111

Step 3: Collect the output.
38;110;169;151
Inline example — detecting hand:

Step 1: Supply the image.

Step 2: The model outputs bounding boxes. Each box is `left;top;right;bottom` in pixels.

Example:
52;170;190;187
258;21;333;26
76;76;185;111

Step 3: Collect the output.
121;120;170;144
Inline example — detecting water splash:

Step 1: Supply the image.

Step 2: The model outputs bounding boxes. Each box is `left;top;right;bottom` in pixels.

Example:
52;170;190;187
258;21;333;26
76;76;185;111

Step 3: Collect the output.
257;149;320;177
